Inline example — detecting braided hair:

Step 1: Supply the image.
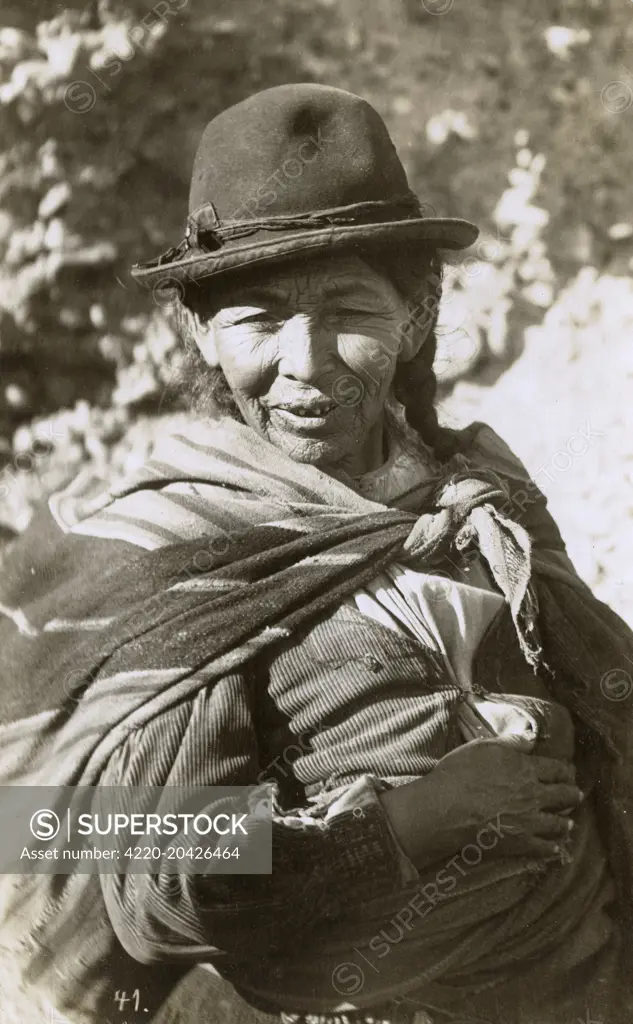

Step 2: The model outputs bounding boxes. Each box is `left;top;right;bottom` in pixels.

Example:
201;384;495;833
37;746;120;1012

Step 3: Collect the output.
173;243;461;461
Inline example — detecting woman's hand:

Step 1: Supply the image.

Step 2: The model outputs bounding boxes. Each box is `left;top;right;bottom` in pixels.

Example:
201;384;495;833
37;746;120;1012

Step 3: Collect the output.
379;739;583;869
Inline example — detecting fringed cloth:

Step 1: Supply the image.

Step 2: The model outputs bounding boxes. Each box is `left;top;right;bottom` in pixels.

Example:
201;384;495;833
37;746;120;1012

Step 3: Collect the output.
0;417;632;1017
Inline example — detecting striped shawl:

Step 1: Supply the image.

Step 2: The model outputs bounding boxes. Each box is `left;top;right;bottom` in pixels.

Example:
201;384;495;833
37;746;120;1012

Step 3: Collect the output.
0;416;632;1016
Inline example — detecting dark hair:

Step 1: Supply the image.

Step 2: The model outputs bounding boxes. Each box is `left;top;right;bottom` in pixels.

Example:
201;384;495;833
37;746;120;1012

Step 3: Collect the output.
172;243;460;461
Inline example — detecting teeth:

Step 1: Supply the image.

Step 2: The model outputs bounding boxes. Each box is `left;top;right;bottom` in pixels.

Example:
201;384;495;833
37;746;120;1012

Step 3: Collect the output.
285;406;332;416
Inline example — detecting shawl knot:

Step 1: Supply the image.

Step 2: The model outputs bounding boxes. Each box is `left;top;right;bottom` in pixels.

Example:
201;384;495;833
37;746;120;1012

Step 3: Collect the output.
402;473;540;668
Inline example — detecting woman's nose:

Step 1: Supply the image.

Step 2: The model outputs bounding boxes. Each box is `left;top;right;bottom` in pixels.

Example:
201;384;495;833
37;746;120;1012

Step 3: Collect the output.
277;315;333;384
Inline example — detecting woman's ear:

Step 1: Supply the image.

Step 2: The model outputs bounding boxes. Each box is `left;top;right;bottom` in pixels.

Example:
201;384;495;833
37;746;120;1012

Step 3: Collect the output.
398;291;435;363
189;309;221;368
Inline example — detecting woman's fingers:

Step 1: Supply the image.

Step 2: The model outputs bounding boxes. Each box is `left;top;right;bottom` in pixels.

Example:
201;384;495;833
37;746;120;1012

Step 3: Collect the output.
538;782;583;811
533;812;574;838
532;756;576;785
520;836;565;860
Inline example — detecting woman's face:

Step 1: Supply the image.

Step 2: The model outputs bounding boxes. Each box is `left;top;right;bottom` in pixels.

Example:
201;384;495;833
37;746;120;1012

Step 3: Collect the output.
191;253;415;471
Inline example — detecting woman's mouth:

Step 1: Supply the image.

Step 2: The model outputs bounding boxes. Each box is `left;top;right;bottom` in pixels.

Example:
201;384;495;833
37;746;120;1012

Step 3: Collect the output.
271;402;337;431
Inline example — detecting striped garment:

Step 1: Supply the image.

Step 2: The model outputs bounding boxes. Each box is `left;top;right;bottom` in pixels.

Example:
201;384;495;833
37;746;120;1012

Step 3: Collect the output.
0;415;632;1024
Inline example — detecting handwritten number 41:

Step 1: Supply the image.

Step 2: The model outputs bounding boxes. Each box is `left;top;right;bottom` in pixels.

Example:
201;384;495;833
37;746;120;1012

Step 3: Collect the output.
114;990;141;1012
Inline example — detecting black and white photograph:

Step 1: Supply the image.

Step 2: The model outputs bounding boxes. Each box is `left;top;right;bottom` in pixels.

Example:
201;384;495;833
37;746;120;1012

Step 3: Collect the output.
0;2;632;1023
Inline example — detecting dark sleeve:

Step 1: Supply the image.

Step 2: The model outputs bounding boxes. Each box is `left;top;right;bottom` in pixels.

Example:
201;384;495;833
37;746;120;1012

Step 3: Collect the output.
98;668;417;966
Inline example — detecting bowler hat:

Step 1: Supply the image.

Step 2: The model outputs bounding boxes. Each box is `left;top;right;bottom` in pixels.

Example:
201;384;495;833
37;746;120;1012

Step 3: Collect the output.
131;83;478;289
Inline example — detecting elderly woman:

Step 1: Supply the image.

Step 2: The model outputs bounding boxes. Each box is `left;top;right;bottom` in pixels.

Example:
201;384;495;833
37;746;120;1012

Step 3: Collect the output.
0;85;632;1024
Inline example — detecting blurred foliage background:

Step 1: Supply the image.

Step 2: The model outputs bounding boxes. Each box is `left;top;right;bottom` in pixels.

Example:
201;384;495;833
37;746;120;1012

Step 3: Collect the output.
0;0;632;621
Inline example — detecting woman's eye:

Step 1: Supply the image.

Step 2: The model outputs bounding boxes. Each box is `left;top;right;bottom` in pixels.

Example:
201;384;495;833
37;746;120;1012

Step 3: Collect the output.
236;312;280;325
330;308;369;320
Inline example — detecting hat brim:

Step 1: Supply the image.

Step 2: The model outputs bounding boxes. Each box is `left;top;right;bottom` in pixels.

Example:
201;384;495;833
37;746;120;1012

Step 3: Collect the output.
130;217;479;289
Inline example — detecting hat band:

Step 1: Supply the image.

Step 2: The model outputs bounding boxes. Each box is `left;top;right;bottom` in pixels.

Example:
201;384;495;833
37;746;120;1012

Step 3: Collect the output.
185;193;427;249
142;194;435;270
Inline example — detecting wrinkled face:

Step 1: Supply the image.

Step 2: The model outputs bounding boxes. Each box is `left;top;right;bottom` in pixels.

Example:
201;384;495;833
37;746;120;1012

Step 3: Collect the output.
190;254;416;471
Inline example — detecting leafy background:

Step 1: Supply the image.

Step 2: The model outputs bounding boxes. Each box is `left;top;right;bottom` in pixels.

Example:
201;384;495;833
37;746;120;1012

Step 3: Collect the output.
1;1;633;1011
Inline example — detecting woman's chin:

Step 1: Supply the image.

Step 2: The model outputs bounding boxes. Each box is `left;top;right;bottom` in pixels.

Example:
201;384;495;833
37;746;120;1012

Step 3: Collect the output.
265;427;353;469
